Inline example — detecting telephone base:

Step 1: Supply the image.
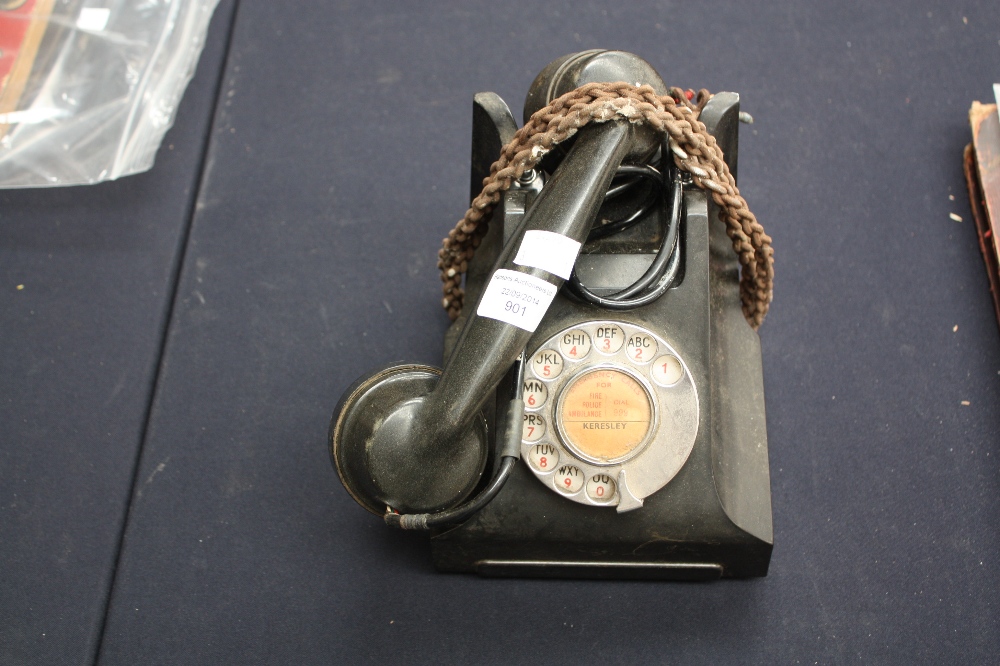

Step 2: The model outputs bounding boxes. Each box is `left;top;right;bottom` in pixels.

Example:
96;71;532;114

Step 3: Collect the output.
428;84;773;581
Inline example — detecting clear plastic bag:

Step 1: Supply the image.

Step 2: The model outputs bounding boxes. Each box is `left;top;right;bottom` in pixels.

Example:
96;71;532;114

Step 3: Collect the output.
0;0;220;188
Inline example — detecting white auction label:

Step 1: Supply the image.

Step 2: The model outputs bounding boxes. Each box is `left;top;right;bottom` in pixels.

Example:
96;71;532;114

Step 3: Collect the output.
476;269;558;332
512;230;581;279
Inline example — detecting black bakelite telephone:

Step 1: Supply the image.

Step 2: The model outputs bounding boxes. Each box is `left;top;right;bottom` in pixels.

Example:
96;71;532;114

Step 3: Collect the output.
330;51;773;580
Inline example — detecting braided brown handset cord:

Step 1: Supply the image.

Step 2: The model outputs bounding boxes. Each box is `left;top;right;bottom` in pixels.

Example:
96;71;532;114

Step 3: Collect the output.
437;82;774;330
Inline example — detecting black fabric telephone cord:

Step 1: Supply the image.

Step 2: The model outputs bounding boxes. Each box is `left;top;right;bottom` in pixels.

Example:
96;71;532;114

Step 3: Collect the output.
566;163;684;309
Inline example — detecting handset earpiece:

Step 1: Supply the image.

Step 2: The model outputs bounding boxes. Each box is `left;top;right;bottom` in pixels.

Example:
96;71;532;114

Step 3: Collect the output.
523;49;668;163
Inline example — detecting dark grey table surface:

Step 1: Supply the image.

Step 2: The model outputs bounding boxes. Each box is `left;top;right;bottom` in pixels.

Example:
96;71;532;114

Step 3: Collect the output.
2;2;998;664
0;2;237;664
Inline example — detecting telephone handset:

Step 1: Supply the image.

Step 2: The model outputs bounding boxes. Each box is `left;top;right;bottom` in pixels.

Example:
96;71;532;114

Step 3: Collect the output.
330;51;773;579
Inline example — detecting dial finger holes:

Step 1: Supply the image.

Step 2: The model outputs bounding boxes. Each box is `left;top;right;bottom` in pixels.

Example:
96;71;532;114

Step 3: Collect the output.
651;354;683;386
558;329;591;360
522;413;546;442
586;474;616;503
554;465;583;493
523;378;547;409
528;443;558;473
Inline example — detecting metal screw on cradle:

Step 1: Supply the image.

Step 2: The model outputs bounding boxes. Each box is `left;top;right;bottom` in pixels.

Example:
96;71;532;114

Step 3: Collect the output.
518;169;537;186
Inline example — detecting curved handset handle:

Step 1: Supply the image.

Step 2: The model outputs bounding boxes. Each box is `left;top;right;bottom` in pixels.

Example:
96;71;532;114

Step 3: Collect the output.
332;119;643;516
332;49;678;518
418;120;636;443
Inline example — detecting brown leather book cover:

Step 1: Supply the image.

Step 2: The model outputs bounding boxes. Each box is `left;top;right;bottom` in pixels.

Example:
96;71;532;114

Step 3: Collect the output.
965;98;1000;331
0;0;57;139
